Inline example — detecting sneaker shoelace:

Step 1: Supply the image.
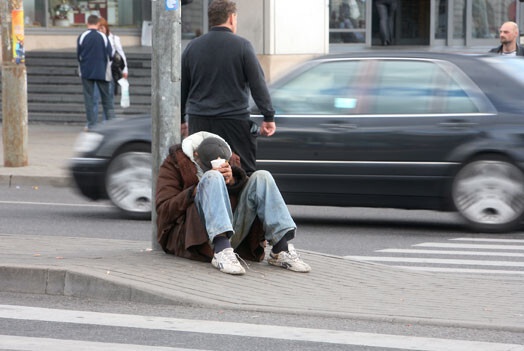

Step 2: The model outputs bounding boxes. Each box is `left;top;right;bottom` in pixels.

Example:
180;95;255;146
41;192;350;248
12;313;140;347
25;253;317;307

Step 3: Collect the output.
222;249;241;265
284;248;301;261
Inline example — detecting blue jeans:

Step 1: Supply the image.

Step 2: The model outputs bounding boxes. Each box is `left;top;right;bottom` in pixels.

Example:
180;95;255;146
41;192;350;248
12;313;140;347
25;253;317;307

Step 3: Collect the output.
93;80;115;122
195;170;296;248
81;79;115;129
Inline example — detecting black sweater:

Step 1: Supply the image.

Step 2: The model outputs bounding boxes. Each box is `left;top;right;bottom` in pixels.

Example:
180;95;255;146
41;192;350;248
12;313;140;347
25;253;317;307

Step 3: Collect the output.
181;27;275;122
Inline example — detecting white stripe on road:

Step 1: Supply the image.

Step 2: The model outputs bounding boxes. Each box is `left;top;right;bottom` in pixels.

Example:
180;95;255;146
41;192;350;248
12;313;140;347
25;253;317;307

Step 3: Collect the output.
0;200;113;208
0;305;522;351
451;238;524;244
0;335;207;351
344;256;524;267
377;249;524;257
394;266;524;275
414;242;524;250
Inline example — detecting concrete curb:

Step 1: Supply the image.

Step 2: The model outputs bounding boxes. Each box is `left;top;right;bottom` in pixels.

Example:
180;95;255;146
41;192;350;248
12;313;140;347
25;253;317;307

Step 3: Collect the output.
1;264;523;333
0;175;72;187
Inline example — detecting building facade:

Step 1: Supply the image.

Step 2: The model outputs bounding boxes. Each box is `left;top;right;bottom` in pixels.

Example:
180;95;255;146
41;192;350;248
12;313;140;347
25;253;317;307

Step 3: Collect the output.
329;0;524;48
4;0;523;76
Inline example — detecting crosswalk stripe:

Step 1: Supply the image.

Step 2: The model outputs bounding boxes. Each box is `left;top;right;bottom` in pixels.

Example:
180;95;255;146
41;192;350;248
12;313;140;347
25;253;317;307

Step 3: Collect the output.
377;249;524;257
0;335;206;351
0;305;522;351
344;256;524;267
393;266;524;275
451;238;524;243
414;242;524;250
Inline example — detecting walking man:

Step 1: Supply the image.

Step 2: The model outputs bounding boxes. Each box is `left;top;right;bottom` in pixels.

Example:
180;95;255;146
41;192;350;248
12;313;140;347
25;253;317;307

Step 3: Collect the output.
77;15;115;130
156;132;311;275
490;21;524;56
181;0;275;174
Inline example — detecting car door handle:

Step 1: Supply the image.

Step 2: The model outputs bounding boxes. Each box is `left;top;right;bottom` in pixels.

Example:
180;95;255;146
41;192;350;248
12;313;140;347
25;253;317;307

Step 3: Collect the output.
438;121;477;128
320;123;358;130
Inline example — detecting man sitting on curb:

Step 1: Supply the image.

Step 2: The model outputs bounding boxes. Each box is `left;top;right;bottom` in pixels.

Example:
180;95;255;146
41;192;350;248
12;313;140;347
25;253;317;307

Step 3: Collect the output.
155;132;311;275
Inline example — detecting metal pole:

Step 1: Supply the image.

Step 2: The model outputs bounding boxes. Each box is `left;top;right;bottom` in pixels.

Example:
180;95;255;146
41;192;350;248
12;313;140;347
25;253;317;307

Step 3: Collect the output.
1;0;28;167
151;0;182;250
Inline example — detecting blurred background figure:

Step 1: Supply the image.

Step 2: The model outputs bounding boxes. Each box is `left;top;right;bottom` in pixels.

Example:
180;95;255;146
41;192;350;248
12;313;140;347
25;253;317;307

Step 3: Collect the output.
93;17;129;122
375;0;398;46
490;21;524;56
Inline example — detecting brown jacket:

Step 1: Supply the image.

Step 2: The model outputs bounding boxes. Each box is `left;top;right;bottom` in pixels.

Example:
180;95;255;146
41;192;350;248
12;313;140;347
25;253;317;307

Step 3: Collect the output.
155;144;265;262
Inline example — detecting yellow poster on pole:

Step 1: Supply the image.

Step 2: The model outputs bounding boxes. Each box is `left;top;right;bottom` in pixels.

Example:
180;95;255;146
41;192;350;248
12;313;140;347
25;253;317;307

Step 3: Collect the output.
12;9;25;64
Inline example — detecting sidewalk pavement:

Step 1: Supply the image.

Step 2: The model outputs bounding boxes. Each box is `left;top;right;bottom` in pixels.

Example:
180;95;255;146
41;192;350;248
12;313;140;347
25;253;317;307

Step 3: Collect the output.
1;123;524;332
0;123;80;186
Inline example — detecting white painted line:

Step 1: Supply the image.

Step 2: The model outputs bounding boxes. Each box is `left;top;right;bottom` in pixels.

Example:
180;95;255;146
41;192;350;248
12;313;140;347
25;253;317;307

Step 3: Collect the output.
0;305;522;351
377;249;524;258
451;238;524;244
393;266;524;275
0;200;113;208
344;256;524;267
0;335;208;351
414;242;524;250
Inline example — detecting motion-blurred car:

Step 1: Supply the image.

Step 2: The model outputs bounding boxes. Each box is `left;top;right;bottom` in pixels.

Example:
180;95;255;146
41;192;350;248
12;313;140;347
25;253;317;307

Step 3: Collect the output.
71;52;524;232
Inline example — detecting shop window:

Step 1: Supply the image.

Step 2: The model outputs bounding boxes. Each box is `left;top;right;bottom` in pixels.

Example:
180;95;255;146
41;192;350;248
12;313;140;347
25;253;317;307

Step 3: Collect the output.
453;0;466;39
473;0;516;39
329;0;366;44
435;0;447;39
182;0;204;39
24;0;46;27
47;0;142;28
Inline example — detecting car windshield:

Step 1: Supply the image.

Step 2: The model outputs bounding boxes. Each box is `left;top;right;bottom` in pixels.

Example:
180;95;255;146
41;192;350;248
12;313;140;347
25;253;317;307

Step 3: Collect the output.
482;56;524;85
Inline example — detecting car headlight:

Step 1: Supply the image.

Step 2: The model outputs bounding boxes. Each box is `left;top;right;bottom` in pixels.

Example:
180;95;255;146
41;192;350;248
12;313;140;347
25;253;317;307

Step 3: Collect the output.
74;132;104;154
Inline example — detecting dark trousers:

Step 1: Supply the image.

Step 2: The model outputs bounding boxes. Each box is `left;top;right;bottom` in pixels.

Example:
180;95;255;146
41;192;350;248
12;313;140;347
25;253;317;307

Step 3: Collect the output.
81;78;115;129
375;0;398;45
189;116;257;175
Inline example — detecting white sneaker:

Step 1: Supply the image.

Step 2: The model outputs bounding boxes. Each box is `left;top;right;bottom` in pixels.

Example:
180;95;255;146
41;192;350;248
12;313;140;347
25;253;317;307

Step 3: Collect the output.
268;244;311;273
212;248;246;275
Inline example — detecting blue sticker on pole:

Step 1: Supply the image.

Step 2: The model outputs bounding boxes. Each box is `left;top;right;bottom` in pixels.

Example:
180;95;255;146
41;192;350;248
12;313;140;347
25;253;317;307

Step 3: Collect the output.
166;0;179;10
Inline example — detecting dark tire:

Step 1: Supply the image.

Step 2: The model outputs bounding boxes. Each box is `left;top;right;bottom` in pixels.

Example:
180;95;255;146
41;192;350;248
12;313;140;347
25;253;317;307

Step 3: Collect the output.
105;143;152;220
452;155;524;233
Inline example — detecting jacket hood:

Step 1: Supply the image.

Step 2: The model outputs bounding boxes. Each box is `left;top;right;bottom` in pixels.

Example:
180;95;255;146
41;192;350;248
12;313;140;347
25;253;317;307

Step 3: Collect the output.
181;132;232;178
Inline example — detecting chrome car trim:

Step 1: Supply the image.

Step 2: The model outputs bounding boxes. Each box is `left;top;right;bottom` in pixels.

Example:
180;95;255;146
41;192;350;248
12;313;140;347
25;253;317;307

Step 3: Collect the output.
256;160;459;165
70;157;107;163
251;113;495;118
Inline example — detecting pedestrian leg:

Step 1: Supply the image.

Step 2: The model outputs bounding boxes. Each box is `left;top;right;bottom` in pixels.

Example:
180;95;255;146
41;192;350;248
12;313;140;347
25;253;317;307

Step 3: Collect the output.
97;80;115;121
81;78;97;129
230;170;296;249
194;170;235;243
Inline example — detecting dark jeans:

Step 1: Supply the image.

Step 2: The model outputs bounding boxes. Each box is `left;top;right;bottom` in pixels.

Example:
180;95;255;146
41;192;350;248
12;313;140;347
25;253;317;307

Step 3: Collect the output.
375;0;398;45
189;116;257;175
81;79;115;129
93;80;115;122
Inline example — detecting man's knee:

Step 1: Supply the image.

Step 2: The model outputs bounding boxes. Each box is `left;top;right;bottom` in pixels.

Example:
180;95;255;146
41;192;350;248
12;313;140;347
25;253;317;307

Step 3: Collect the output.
251;170;273;181
200;170;225;185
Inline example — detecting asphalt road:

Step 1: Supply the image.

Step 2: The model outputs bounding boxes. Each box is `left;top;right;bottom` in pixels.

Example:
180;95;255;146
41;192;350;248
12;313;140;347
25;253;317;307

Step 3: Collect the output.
1;292;523;350
2;185;524;349
2;184;524;276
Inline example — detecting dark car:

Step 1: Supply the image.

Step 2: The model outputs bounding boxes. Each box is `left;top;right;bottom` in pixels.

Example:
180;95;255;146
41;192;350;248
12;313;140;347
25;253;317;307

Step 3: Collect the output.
71;52;524;232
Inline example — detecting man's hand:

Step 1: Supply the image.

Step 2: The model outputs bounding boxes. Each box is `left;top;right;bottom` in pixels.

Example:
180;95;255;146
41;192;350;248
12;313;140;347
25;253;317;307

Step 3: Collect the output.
181;122;188;138
122;73;128;79
217;162;235;185
260;121;276;136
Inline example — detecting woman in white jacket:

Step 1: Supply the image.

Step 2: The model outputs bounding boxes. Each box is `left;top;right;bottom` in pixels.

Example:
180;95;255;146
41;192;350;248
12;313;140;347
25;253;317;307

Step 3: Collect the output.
93;17;128;121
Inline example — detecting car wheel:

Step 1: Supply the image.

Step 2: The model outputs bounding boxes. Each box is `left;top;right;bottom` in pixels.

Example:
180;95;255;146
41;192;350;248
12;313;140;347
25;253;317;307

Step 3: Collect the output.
105;143;152;219
452;156;524;232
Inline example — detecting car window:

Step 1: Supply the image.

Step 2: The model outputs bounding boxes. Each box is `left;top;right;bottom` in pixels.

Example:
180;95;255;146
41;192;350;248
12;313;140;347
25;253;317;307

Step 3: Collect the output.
368;60;479;114
271;60;363;115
